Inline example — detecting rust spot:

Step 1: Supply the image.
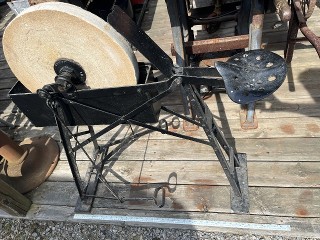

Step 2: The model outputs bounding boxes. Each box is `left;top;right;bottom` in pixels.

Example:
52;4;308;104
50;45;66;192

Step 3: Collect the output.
131;176;155;187
172;201;184;210
280;124;295;134
296;207;308;216
306;124;320;133
196;202;209;212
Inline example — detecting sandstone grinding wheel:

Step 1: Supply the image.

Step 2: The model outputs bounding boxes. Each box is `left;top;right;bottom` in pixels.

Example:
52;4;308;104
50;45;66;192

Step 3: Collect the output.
3;2;139;93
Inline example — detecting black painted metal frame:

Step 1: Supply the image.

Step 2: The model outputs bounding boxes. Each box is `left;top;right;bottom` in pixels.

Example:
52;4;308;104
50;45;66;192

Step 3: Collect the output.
41;70;249;213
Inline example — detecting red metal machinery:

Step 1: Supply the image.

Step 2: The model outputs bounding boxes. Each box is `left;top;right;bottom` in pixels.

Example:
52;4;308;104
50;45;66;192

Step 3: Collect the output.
284;0;320;63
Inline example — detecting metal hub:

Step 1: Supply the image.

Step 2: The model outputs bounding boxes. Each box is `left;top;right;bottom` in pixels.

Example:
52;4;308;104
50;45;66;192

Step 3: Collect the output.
54;58;86;86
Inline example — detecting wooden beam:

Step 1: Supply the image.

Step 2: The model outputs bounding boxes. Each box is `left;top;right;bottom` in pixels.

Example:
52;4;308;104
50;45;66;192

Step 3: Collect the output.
171;35;249;55
0;179;31;216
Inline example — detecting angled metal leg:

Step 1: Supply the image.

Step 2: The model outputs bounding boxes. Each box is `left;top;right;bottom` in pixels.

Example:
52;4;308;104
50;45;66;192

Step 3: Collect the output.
184;84;249;213
284;4;299;63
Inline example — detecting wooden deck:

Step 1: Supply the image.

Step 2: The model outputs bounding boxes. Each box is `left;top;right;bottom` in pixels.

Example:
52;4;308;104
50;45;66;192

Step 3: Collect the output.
1;1;320;237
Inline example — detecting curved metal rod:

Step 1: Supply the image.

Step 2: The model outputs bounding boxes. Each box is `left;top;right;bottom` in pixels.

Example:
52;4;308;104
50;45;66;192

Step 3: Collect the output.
294;0;320;58
299;23;320;58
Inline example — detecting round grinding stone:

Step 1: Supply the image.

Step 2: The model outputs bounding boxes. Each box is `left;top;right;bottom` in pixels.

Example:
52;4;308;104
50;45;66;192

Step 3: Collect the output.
3;2;139;92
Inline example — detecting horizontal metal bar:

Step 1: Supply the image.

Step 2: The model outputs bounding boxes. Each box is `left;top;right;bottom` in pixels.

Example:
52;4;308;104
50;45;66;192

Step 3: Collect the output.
74;214;291;231
189;13;237;25
290;36;320;43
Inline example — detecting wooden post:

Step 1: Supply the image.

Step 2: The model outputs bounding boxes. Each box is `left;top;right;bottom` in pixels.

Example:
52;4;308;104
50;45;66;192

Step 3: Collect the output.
0;179;32;216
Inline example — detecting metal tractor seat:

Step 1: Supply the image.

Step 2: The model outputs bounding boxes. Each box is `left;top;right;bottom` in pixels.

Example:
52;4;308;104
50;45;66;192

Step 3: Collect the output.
216;49;287;104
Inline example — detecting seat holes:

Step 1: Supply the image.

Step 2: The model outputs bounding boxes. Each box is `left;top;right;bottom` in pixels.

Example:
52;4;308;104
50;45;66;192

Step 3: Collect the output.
243;54;248;57
258;87;265;91
266;62;273;67
234;76;238;81
268;75;276;81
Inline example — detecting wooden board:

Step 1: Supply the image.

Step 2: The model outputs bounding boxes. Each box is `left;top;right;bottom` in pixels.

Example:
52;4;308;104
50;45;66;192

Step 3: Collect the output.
26;181;320;218
48;159;320;188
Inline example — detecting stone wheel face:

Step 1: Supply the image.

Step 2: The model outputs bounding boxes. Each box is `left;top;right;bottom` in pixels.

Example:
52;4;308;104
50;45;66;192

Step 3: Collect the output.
3;2;139;93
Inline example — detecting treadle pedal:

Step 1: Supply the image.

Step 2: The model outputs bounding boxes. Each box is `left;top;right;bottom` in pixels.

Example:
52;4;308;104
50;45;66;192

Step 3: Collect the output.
215;49;287;105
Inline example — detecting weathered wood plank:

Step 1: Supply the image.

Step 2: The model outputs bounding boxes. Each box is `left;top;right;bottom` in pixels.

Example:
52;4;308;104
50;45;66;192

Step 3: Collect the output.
210;99;320;120
110;136;320;162
5;113;320;150
0;88;9;100
0;68;15;80
9;124;139;142
49;159;320;188
0;78;16;89
58;138;148;162
163;98;320;120
4;109;320;142
27;181;320;218
0;179;32;216
93;185;320;218
0;101;17;114
146;138;320;161
150;113;320;139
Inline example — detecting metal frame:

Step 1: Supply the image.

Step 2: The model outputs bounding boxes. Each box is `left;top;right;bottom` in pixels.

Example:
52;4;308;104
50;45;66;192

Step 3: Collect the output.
165;0;266;129
285;0;320;63
41;71;249;213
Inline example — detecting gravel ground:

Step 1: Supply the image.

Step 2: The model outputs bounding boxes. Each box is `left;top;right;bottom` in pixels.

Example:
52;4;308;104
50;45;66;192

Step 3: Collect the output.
0;218;318;240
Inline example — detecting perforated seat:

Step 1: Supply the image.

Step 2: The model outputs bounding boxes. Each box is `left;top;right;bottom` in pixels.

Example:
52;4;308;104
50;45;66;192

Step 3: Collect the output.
215;49;287;104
